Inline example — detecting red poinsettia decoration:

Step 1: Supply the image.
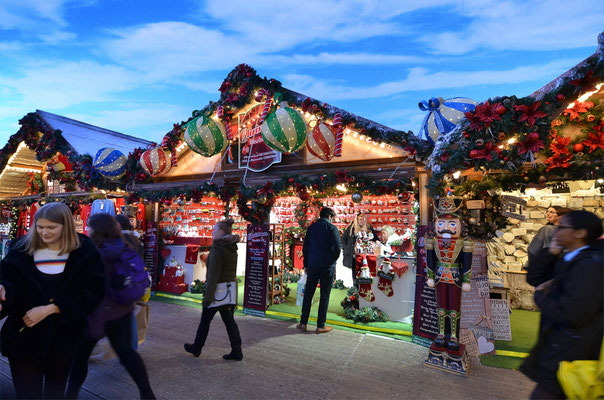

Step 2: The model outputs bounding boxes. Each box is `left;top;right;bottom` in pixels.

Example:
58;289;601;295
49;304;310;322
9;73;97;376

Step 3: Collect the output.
569;70;597;93
562;101;594;121
549;134;571;155
545;153;573;171
582;129;604;153
514;101;548;127
469;141;501;161
517;132;544;155
465;101;505;131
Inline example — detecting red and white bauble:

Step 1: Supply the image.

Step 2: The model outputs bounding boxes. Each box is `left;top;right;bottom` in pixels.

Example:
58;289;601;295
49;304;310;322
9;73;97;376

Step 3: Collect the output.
139;147;172;176
307;122;336;161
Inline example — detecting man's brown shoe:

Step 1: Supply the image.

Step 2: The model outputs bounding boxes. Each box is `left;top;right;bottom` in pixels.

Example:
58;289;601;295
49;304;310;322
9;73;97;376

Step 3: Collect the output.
316;326;333;334
296;323;307;331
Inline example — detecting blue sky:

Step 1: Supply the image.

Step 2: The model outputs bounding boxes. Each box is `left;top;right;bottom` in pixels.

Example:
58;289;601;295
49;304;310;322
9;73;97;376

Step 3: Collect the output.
1;0;603;145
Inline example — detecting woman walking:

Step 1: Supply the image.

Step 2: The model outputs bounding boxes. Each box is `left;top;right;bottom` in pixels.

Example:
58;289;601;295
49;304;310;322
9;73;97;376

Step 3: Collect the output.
521;210;603;399
0;202;106;399
66;213;155;399
184;219;243;361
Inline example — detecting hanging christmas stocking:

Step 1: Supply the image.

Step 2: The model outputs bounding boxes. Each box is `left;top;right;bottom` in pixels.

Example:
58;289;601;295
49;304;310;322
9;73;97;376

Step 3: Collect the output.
358;277;375;302
357;255;375;301
377;257;395;297
377;271;395;297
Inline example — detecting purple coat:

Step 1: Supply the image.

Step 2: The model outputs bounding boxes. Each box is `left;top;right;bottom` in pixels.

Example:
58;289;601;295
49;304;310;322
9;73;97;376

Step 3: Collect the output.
87;238;135;339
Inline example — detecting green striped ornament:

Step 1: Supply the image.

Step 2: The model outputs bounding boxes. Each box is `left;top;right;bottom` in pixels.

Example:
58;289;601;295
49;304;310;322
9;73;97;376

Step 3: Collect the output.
184;116;228;157
260;106;307;153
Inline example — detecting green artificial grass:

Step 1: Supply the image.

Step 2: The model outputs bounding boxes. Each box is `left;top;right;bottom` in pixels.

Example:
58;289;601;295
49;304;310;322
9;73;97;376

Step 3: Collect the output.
479;308;540;370
152;278;413;341
480;355;525;370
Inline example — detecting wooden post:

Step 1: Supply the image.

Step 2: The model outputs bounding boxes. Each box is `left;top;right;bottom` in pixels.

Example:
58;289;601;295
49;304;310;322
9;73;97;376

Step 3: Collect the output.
418;169;430;225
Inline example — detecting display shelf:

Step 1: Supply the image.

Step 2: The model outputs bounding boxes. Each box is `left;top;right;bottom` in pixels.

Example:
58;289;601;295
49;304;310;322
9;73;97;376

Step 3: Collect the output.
268;223;285;306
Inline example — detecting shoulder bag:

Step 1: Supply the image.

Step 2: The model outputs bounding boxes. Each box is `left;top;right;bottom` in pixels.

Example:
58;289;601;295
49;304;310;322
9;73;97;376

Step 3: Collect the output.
209;281;237;308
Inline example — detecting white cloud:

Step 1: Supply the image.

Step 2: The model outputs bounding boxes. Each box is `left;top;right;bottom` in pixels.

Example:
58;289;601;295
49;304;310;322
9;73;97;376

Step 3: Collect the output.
422;0;604;54
66;104;190;142
202;0;449;51
282;58;577;101
262;52;426;65
0;60;137;109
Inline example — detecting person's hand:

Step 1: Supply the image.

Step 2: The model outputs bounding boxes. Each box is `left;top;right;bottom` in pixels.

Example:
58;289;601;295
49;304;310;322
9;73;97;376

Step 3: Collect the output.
23;305;58;328
0;284;5;312
535;279;553;292
462;282;471;292
426;279;435;288
548;237;563;255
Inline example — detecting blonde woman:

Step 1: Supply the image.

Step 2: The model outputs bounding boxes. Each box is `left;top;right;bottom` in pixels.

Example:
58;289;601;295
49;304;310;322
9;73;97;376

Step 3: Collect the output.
341;213;379;287
0;202;106;399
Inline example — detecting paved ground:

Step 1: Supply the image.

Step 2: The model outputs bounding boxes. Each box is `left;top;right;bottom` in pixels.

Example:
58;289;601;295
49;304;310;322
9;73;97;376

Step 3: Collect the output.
1;301;534;399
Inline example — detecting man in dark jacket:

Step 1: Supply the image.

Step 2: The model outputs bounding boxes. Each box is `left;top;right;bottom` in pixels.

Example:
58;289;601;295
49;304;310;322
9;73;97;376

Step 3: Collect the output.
297;207;342;334
521;210;603;399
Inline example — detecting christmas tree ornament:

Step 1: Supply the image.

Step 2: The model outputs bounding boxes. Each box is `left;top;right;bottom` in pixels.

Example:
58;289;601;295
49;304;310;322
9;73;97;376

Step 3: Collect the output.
377;257;395;297
398;191;410;203
261;106;307;154
419;97;478;144
184;115;228;157
52;154;73;173
351;192;363;204
93;147;127;179
307;121;337;161
139;147;172;176
358;256;375;302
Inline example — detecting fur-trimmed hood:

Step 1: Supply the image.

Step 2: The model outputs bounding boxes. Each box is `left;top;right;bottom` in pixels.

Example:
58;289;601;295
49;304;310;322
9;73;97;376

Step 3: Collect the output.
212;234;240;246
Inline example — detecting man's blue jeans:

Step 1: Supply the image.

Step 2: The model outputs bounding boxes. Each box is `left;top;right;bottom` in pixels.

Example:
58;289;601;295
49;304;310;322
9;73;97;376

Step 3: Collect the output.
300;267;335;328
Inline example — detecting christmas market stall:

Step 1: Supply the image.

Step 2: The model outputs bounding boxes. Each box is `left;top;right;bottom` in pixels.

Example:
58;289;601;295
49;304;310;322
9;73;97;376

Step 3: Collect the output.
411;33;604;373
125;64;436;326
0;110;152;258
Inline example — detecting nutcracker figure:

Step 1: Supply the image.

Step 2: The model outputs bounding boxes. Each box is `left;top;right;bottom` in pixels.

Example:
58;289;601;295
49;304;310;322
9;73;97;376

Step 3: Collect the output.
425;196;474;351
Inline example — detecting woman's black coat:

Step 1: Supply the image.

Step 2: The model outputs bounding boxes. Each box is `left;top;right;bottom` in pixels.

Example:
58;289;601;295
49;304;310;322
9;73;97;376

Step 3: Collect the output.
0;234;106;359
341;224;379;268
520;239;603;394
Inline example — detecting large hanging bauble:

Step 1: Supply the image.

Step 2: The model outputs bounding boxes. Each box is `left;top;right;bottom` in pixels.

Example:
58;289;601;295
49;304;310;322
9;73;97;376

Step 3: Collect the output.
184;116;228;157
351;192;363;204
307;122;336;161
93;148;127;179
261;106;307;153
139;147;172;176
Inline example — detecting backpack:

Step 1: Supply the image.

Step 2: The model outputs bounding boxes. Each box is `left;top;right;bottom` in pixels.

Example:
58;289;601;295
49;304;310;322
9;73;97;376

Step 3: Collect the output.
107;246;150;305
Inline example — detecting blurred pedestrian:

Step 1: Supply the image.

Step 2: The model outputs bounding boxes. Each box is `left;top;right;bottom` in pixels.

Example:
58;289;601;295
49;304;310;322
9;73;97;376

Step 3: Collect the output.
527;206;571;266
521;210;603;399
184;219;243;360
0;202;106;399
66;213;154;399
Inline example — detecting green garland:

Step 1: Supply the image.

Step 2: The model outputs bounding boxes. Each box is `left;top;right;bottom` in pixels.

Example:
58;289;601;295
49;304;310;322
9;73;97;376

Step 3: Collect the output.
344;306;389;323
427;52;604;195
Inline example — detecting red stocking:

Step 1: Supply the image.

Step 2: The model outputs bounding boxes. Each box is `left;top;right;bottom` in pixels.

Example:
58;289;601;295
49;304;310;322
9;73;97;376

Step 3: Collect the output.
377;271;394;297
358;277;375;302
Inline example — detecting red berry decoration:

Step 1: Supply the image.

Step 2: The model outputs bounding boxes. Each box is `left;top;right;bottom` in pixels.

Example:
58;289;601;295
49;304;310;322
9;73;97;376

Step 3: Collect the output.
299;190;310;202
556;94;565;101
573;143;584;153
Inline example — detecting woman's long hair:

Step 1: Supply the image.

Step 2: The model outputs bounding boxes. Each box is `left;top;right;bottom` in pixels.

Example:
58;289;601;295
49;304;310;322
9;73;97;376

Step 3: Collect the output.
20;202;80;255
348;214;370;236
87;213;123;246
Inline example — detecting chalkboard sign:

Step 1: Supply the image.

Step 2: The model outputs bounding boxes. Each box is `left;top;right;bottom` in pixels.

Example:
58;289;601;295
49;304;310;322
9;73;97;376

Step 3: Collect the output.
143;222;158;290
412;226;439;347
243;224;270;314
491;299;512;341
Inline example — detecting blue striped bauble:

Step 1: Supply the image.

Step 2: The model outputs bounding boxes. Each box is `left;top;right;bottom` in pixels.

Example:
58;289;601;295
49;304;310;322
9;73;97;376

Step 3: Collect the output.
184;116;227;157
419;97;478;144
93;148;127;179
260;106;307;154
